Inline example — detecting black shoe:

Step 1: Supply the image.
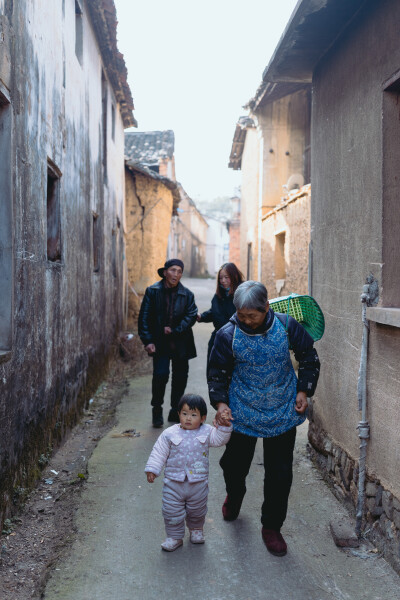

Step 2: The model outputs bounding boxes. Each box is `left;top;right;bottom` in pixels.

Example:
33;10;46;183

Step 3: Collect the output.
152;408;164;428
167;408;180;423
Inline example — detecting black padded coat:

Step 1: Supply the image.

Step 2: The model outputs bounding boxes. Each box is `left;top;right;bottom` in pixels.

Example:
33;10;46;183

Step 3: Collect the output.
138;280;198;360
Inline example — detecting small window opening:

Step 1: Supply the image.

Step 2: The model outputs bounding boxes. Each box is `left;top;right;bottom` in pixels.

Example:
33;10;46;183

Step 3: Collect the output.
247;243;253;280
47;160;62;262
75;0;83;65
101;71;108;184
111;104;116;141
275;232;286;280
112;228;117;278
93;212;100;272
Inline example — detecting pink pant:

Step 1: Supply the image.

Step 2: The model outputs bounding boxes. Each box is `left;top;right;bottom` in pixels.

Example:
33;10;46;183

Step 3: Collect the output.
162;477;208;538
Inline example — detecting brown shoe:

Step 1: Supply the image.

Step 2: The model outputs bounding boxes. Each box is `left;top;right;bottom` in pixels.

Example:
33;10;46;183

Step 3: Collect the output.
261;528;287;556
222;494;244;521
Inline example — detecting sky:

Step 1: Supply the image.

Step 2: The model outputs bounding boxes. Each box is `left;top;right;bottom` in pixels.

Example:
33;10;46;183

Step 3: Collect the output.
114;0;298;203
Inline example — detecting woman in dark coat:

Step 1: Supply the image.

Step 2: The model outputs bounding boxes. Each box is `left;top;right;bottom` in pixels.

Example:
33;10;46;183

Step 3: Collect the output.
197;263;244;367
208;281;320;557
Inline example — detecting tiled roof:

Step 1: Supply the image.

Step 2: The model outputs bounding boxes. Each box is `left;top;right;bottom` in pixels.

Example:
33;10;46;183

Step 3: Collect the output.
228;116;255;170
86;0;136;128
124;131;175;165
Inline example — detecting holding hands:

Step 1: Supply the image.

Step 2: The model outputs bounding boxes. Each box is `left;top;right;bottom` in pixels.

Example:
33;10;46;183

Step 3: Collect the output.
294;391;308;414
214;402;233;427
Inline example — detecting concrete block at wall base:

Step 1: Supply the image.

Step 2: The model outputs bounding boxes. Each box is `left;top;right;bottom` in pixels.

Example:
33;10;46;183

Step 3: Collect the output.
329;518;360;548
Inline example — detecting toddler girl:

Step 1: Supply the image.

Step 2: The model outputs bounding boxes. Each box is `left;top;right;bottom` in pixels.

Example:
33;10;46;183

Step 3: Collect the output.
145;393;232;551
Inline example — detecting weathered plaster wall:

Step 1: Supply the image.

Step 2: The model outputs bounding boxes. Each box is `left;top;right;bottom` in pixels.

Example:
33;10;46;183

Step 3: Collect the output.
0;0;127;522
310;0;400;534
261;186;310;299
125;170;173;322
239;128;259;279
257;90;310;211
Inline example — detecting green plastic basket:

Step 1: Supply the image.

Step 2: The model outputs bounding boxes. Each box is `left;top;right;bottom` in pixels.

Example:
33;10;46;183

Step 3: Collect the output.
269;293;325;342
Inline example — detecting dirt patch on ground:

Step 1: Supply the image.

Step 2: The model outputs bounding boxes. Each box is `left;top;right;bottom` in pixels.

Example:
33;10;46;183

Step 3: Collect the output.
0;338;152;600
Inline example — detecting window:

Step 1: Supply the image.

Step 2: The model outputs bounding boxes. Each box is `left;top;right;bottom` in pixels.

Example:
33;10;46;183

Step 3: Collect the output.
75;0;83;65
111;104;116;142
275;232;286;280
92;212;100;273
47;160;62;262
0;87;12;353
101;71;108;184
112;227;117;278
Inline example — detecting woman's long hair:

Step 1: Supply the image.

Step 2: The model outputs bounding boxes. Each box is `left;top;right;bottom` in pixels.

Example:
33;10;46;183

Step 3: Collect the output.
216;262;245;298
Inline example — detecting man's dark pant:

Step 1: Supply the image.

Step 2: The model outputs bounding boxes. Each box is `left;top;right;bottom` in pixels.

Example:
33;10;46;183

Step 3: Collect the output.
151;355;189;410
220;427;296;531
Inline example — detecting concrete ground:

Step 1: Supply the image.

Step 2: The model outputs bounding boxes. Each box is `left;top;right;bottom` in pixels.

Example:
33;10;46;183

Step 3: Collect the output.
43;278;400;600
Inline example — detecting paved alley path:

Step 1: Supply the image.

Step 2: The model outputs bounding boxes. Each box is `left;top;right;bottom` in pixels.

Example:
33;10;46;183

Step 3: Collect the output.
43;278;400;600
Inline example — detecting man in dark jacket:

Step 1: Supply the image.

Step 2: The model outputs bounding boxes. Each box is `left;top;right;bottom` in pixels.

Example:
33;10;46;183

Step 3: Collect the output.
138;259;198;427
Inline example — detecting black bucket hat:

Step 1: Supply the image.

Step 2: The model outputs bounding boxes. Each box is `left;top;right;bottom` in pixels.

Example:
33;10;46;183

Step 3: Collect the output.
157;259;184;278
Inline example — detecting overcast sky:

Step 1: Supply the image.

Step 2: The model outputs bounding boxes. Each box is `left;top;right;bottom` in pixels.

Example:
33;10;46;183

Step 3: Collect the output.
114;0;298;202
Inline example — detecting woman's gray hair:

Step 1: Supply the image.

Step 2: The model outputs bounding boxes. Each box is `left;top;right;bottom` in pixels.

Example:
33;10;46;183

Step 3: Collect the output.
233;281;269;312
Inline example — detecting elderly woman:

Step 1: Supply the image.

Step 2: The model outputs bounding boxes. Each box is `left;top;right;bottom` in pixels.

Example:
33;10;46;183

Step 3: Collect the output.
208;281;320;556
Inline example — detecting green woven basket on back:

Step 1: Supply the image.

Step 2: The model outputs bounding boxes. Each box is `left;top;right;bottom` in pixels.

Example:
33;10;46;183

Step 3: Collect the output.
269;293;325;342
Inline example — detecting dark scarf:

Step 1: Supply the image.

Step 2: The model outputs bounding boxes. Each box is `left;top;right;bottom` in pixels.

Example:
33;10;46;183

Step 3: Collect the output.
238;309;274;335
163;283;178;327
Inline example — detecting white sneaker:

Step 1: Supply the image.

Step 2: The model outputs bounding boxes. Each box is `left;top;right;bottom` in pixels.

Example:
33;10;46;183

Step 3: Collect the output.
161;537;183;552
190;529;205;544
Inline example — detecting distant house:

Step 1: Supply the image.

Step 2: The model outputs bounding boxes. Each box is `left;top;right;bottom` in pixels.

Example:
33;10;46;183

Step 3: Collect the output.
124;130;186;314
124;161;180;321
229;86;311;294
168;185;208;277
227;195;241;270
125;130;176;179
204;215;229;277
261;185;311;297
264;0;400;573
228;117;258;278
0;0;135;525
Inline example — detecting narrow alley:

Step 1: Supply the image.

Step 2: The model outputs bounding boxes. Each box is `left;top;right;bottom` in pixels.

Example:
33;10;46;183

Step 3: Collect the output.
42;279;400;600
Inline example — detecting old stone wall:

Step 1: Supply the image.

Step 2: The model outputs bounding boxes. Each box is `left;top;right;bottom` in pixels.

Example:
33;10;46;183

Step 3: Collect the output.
0;0;127;523
125;170;173;323
261;185;310;298
308;413;400;574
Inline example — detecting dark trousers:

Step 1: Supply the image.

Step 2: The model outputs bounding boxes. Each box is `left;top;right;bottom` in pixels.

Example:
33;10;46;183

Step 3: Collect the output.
151;355;189;411
220;427;296;530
